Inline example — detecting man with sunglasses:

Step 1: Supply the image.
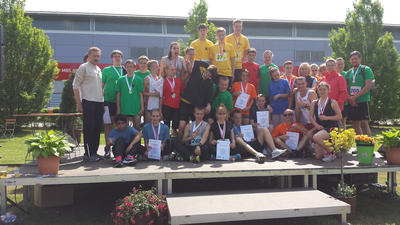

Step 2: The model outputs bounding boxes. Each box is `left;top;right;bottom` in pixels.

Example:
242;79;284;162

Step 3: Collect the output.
272;109;310;157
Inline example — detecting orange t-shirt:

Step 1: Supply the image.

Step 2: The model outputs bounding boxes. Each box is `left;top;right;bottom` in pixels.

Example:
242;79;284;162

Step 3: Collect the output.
272;122;305;138
280;74;297;90
231;82;257;115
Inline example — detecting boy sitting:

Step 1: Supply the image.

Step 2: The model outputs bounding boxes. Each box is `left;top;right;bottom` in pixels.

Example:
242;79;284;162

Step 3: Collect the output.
107;114;144;168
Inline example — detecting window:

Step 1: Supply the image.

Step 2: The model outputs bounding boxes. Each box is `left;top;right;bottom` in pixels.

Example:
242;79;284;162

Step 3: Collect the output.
242;23;292;37
131;47;164;61
31;16;90;31
95;18;162;33
295;50;325;62
296;24;340;38
167;22;186;34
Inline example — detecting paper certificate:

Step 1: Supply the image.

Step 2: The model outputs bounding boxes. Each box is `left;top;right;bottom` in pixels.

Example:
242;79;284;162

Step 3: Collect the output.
256;111;269;128
103;106;112;124
235;93;250;110
240;125;254;142
285;132;300;151
216;139;230;161
148;139;162;160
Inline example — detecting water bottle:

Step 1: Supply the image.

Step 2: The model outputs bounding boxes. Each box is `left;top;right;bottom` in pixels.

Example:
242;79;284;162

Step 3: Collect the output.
229;154;241;162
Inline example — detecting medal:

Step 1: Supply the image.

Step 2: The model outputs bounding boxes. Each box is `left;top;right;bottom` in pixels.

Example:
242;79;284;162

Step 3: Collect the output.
167;78;176;99
125;75;135;95
152;124;161;140
318;98;329;116
171;93;176;99
113;66;123;78
217;121;226;140
352;65;361;83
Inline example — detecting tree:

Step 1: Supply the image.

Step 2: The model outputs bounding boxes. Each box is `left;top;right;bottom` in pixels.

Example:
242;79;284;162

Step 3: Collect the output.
0;0;58;118
184;0;217;46
329;0;400;122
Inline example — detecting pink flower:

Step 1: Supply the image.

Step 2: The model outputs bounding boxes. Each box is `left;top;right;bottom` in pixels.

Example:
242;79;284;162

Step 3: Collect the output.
117;212;123;218
145;211;150;217
150;198;155;203
148;219;154;225
132;187;137;192
125;202;133;207
115;206;121;211
130;218;136;224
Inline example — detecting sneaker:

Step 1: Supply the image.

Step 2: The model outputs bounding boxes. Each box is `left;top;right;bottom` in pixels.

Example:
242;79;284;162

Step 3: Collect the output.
123;154;137;165
114;156;123;168
190;155;201;163
322;154;336;162
271;149;288;159
255;153;266;164
88;155;101;162
195;155;201;163
82;155;89;162
104;148;111;159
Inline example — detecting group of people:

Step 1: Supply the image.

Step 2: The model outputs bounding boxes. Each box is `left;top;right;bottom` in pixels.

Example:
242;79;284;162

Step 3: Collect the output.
72;19;375;167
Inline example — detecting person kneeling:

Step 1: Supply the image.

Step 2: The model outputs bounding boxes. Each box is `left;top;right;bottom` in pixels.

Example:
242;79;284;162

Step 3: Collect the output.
142;109;172;160
272;109;309;158
107;114;144;168
176;107;211;163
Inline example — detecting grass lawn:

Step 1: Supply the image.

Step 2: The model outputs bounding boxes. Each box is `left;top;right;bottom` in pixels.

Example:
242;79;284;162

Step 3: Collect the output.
1;127;400;225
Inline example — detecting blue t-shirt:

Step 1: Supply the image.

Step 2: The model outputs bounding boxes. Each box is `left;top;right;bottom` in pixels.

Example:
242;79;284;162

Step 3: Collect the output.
142;122;171;141
269;79;290;115
233;126;241;137
109;126;138;145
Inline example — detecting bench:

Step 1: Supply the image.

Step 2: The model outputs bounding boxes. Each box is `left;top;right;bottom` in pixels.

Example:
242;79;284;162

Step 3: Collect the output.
167;188;350;225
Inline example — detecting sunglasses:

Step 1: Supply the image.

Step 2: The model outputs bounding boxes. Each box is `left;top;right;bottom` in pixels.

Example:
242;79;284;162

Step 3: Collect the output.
283;113;293;117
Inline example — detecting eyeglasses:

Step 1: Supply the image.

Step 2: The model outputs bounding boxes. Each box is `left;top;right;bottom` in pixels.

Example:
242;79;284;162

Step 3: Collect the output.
283;113;293;117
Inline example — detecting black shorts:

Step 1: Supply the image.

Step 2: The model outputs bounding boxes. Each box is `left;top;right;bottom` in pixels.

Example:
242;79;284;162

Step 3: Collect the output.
178;101;195;122
233;69;243;82
104;101;117;117
347;102;370;121
342;104;349;118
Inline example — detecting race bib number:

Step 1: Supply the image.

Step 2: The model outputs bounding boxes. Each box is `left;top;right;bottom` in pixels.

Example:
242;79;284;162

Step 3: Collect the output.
235;50;242;61
216;53;227;62
350;86;362;96
190;137;201;146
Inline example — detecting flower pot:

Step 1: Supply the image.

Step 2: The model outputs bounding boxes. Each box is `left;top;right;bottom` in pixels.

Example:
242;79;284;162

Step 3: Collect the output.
386;147;400;165
357;144;374;165
337;195;357;220
37;156;60;175
66;129;82;145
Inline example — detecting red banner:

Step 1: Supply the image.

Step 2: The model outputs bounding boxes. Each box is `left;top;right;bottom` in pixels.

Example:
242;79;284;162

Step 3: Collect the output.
56;63;112;80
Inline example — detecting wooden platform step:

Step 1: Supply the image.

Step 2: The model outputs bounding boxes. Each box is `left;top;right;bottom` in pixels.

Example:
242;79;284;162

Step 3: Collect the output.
167;188;350;225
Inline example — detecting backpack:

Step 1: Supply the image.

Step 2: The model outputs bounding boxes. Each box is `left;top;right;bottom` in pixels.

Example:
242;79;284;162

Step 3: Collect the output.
345;65;376;96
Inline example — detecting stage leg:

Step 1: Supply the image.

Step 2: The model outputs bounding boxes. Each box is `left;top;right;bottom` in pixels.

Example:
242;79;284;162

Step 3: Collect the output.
341;212;347;224
0;181;6;215
391;172;397;195
22;185;33;210
156;179;162;195
312;174;317;189
304;175;309;188
387;172;393;193
167;178;173;194
288;176;292;188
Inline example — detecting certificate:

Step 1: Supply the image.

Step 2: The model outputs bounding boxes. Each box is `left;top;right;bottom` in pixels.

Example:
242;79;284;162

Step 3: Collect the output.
256;111;269;128
240;125;254;142
216;139;230;161
148;139;162;160
235;93;250;110
285;132;300;151
103;106;111;124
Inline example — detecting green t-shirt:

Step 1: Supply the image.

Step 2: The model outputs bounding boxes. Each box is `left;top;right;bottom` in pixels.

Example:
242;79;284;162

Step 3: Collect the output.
116;75;144;116
341;71;347;77
134;70;151;81
102;66;124;103
346;65;374;103
258;63;279;97
212;90;233;111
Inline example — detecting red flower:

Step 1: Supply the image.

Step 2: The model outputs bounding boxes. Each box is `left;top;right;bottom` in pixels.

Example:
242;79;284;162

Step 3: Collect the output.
132;187;137;193
145;211;150;217
148;219;154;225
130;218;136;224
115;206;121;211
117;212;123;218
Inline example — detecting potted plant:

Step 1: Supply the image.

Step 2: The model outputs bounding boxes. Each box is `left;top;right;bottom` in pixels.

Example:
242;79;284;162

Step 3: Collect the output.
25;130;72;175
355;135;375;165
378;128;400;165
325;128;357;219
59;72;82;144
111;187;168;225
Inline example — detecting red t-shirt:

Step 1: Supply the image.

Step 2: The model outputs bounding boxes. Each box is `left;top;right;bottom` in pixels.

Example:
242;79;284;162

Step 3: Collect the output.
242;61;260;92
162;77;183;109
321;71;348;111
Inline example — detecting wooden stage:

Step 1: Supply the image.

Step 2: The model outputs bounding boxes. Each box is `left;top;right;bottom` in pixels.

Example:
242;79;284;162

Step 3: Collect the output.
1;147;399;215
